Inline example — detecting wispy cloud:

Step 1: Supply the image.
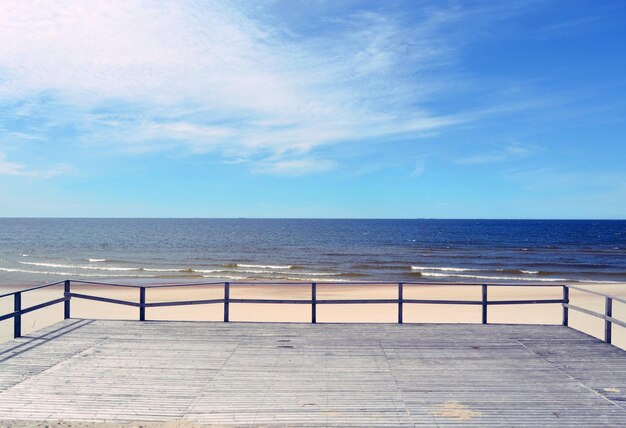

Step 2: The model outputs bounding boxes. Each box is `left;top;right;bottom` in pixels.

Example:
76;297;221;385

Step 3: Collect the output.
253;158;336;176
454;144;531;165
0;152;25;176
0;152;71;178
411;158;427;177
503;167;626;192
0;0;489;173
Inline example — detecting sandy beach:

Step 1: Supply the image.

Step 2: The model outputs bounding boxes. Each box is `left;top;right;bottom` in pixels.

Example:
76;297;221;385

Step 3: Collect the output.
1;281;624;350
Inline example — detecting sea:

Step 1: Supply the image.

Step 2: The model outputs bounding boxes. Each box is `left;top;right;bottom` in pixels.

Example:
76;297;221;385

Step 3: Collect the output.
0;218;624;286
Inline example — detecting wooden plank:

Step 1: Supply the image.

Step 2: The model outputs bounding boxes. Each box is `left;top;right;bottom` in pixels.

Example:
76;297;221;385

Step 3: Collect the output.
0;320;625;426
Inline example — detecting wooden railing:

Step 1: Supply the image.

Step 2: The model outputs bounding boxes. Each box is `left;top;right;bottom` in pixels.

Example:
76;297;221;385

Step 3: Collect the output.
1;280;624;345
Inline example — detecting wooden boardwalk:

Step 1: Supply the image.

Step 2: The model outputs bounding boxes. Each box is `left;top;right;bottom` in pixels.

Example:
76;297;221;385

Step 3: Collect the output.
0;320;625;426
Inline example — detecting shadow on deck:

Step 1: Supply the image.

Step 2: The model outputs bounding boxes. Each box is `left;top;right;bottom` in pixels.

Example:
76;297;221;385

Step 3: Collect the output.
0;319;625;426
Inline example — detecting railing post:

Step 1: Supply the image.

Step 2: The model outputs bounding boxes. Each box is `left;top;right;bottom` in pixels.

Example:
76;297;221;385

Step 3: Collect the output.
139;287;146;321
64;280;71;319
224;282;230;322
482;285;488;325
14;292;22;338
398;282;403;324
311;282;317;324
562;285;569;326
605;297;613;344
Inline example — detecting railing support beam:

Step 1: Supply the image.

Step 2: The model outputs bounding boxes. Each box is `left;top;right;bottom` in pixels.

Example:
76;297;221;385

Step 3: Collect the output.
224;282;230;322
139;287;146;321
398;282;403;324
482;285;488;324
14;292;21;338
562;286;569;326
64;280;71;319
605;297;613;344
312;282;317;324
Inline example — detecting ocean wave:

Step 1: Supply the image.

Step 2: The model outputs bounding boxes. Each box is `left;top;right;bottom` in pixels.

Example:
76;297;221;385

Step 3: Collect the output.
353;263;411;270
499;269;539;275
88;258;106;262
282;276;350;283
20;261;140;271
419;272;568;282
411;266;473;272
286;271;337;276
18;261;229;275
336;272;369;278
237;263;293;270
143;267;192;272
202;274;248;280
411;266;540;275
0;267;155;278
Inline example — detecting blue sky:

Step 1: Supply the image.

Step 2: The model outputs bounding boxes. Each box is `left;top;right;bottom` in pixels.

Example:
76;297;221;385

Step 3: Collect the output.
0;0;625;219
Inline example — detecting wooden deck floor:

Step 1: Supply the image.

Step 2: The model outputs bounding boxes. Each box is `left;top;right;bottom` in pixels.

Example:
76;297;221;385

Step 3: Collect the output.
0;320;625;426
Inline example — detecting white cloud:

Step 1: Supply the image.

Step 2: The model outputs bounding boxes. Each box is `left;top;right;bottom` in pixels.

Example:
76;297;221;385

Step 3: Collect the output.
503;168;626;192
0;152;70;178
254;158;336;176
0;152;25;176
412;158;427;177
0;1;528;174
454;144;531;165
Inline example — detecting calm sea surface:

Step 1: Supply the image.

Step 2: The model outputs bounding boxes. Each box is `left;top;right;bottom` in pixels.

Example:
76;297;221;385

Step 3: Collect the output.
0;218;624;286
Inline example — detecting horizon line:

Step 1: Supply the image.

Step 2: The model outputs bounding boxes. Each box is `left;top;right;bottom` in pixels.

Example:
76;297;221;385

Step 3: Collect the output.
1;216;625;221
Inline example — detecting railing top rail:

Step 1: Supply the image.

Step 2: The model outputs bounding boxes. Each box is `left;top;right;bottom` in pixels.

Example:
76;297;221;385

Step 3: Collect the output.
69;279;226;288
68;280;145;288
0;280;66;299
1;279;570;295
567;284;626;305
146;281;566;287
141;281;229;288
402;281;565;287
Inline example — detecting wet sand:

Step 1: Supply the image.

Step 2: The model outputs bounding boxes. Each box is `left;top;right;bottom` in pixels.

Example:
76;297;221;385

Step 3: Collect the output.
1;281;625;349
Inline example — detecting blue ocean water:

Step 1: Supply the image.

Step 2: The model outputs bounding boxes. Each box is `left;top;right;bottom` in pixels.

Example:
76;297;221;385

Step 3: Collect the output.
0;218;624;286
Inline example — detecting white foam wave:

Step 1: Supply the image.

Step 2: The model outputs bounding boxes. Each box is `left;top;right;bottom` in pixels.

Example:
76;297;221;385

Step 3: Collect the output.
412;266;540;275
419;272;567;282
202;274;248;280
227;268;274;274
238;264;292;270
284;271;337;276
0;267;154;277
88;258;106;262
282;276;350;283
21;254;29;257
142;268;187;272
20;261;139;271
411;266;473;272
